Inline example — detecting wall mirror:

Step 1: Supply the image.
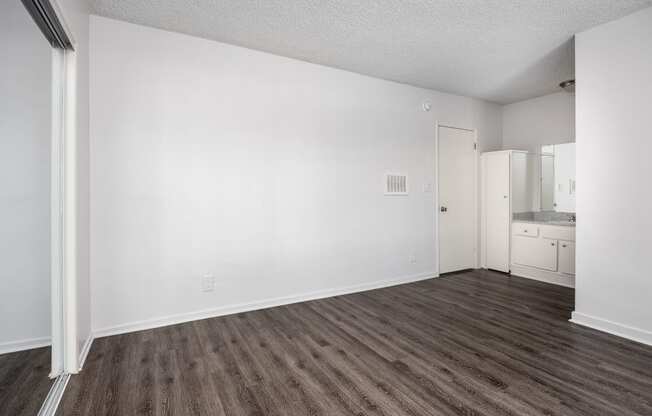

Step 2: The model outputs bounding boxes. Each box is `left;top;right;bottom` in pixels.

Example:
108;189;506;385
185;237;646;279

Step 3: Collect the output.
1;1;72;414
1;1;55;413
540;143;576;212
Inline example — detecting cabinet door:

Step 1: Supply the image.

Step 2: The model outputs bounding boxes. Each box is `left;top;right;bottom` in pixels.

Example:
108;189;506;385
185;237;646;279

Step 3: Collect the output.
484;152;511;272
558;241;576;274
511;236;558;271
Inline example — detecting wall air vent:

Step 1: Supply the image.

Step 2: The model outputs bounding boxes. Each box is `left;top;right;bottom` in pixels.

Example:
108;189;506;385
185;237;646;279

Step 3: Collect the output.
384;174;408;195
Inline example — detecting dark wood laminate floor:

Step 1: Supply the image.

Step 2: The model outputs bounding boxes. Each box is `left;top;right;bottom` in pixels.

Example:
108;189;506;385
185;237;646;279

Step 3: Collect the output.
58;270;652;416
0;346;54;416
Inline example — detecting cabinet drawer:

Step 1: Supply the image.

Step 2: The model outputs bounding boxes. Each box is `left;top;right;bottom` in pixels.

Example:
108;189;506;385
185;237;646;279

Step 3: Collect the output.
540;225;575;241
512;223;539;237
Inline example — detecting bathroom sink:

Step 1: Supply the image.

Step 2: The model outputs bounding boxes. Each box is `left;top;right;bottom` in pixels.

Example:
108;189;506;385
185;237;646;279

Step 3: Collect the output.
546;220;576;226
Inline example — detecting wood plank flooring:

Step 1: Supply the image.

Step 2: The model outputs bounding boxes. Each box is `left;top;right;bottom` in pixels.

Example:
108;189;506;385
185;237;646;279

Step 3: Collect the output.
0;346;54;416
58;270;652;415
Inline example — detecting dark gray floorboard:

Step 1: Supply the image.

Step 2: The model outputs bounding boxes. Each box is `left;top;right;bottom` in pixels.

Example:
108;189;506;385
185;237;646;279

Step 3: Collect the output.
0;346;54;416
57;270;652;415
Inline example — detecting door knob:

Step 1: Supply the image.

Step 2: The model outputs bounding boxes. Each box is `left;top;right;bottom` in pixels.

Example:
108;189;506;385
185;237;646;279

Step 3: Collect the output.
440;206;448;212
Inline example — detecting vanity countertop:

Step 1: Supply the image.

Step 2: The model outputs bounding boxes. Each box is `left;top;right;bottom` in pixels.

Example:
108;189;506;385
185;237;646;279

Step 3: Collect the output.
513;220;576;227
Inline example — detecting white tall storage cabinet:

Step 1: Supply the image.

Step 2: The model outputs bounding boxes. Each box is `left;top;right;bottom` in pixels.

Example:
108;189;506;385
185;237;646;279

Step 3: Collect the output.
481;151;511;272
481;150;535;273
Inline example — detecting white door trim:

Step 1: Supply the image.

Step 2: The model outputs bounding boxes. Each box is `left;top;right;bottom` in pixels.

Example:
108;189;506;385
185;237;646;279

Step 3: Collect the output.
48;0;79;379
62;45;79;375
435;122;479;274
49;46;64;378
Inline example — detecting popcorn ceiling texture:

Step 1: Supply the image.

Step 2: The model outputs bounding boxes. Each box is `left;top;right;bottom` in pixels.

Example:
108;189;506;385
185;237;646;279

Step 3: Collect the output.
89;0;652;104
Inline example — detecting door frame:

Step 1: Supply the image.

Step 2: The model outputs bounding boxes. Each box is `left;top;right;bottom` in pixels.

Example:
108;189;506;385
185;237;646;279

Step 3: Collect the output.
38;44;76;416
38;0;78;379
435;122;479;275
21;0;75;378
50;45;65;378
19;0;79;414
52;0;79;377
18;0;79;385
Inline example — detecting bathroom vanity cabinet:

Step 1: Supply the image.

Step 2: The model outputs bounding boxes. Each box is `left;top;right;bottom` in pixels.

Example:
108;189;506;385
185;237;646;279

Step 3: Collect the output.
511;221;575;287
481;147;576;288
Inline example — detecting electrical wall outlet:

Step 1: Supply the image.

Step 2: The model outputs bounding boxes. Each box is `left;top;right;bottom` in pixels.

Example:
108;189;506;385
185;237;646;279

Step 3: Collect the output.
409;254;417;264
201;273;215;292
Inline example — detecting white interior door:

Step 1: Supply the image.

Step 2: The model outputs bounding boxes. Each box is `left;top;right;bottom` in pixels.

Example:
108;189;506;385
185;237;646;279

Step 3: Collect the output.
438;126;476;274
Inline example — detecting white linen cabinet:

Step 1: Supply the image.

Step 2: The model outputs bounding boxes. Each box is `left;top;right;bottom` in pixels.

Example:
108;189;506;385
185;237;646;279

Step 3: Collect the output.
481;150;534;273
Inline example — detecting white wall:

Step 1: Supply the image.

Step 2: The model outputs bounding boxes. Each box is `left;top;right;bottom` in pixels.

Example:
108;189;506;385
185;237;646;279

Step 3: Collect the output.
58;0;92;365
502;92;575;152
572;6;652;345
0;1;52;352
89;16;502;334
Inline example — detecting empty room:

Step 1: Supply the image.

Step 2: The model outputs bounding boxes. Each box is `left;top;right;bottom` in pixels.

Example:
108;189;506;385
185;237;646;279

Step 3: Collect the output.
1;0;651;415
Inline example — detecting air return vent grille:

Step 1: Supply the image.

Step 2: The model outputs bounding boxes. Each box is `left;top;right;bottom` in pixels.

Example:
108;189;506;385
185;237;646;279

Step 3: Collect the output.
384;174;408;195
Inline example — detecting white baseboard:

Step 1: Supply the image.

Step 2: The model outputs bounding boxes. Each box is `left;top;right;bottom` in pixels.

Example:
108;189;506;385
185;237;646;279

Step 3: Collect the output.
510;264;575;288
94;271;438;338
77;334;94;371
0;337;51;355
37;373;70;416
570;311;652;347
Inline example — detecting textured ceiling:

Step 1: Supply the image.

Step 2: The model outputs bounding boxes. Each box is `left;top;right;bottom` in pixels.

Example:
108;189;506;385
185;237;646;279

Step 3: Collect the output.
89;0;652;104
